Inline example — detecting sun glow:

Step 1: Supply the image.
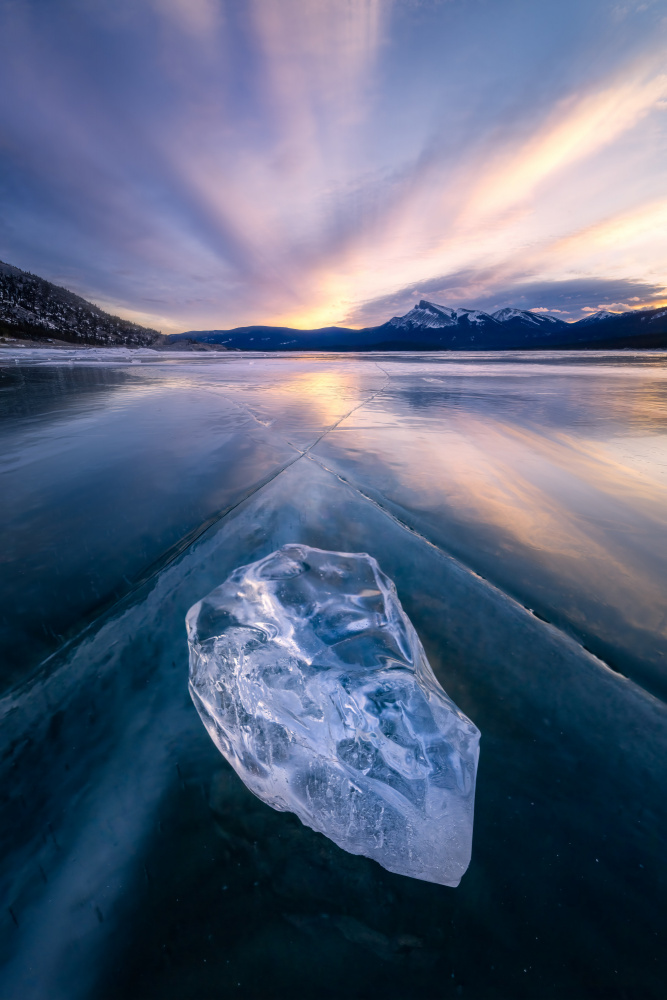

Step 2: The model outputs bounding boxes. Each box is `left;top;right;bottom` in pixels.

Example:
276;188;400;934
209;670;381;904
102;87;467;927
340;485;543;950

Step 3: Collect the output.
1;0;666;327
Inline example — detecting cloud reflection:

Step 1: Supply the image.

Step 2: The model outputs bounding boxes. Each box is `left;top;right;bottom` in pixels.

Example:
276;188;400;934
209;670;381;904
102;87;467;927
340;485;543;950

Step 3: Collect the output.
308;357;667;682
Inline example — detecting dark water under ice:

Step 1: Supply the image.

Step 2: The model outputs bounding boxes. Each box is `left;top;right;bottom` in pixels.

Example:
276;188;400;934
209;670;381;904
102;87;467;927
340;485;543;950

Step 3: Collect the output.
1;347;666;999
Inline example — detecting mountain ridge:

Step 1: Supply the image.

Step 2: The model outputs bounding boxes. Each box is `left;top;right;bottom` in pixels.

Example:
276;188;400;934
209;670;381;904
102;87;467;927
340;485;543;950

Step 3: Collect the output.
178;297;667;351
0;260;165;347
1;260;666;351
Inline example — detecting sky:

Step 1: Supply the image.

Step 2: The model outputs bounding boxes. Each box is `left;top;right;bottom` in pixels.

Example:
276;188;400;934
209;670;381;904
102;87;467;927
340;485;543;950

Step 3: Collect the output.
1;0;666;333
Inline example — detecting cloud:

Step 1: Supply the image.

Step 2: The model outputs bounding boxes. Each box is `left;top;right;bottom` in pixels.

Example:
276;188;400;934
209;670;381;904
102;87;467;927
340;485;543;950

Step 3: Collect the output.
552;198;667;256
462;57;667;225
472;277;667;318
348;274;667;326
0;0;666;331
151;0;222;37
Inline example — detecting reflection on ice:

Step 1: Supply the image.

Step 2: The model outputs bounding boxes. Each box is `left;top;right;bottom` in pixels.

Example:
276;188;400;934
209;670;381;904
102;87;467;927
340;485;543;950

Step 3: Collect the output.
2;453;666;999
309;352;667;696
3;346;667;695
1;348;667;999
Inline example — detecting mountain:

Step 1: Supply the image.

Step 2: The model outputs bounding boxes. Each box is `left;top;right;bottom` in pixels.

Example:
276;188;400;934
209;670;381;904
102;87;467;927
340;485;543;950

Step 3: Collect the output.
382;301;567;333
491;307;566;329
175;297;667;351
365;299;572;348
577;310;615;324
173;301;574;351
174;325;364;351
0;260;164;347
566;306;667;348
1;259;666;351
386;300;495;330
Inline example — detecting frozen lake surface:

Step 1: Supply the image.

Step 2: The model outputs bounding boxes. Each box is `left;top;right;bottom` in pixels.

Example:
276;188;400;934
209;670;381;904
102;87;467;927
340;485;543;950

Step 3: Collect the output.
1;348;666;998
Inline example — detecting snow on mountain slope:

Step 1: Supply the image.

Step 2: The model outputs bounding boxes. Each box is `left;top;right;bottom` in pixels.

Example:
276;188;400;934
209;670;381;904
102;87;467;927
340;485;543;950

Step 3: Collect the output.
492;307;539;325
388;299;565;331
457;309;492;325
388;300;461;328
577;310;616;324
0;260;163;347
491;307;564;327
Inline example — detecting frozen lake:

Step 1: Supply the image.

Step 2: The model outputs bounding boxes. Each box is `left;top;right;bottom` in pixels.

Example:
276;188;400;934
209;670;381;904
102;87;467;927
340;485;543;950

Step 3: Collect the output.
1;348;666;998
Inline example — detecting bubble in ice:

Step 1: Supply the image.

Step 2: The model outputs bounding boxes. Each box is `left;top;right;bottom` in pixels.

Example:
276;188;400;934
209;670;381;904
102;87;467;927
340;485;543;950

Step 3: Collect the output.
187;544;480;886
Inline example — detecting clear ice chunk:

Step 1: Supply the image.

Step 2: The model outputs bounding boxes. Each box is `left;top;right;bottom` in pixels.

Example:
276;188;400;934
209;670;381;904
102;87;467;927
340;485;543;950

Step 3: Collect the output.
187;544;480;886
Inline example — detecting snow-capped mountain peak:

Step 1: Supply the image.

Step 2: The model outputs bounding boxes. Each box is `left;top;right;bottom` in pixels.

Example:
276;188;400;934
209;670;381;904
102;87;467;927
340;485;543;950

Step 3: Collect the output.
578;310;616;324
456;308;492;325
492;307;534;323
388;299;502;329
388;300;459;328
491;307;563;326
388;300;567;332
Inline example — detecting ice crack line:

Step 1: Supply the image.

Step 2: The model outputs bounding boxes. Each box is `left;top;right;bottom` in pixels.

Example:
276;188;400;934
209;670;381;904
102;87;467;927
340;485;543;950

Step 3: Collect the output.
286;370;392;458
182;364;392;460
304;451;665;703
175;382;302;455
27;453;304;677
25;371;393;678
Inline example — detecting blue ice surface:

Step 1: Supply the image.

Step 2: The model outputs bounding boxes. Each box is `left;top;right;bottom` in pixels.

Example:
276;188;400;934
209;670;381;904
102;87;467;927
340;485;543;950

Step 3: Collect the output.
1;347;667;999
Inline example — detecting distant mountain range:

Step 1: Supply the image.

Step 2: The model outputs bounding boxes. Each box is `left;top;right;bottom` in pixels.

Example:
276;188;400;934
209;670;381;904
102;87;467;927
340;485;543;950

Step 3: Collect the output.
177;297;667;351
1;259;666;351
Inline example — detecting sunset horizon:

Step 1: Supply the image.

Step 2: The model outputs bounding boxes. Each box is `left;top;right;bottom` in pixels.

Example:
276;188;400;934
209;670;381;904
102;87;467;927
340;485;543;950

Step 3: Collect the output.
1;0;666;334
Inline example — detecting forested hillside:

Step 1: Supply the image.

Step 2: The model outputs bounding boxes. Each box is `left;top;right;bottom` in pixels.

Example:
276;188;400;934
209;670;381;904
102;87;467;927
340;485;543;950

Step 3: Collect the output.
0;261;163;347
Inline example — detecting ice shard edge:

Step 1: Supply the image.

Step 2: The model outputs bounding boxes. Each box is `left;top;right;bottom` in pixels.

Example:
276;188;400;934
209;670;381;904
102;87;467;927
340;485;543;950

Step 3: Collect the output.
187;544;480;886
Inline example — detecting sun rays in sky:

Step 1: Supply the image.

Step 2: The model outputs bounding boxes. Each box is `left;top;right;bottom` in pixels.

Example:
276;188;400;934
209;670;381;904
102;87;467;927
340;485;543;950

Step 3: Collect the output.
1;0;666;332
